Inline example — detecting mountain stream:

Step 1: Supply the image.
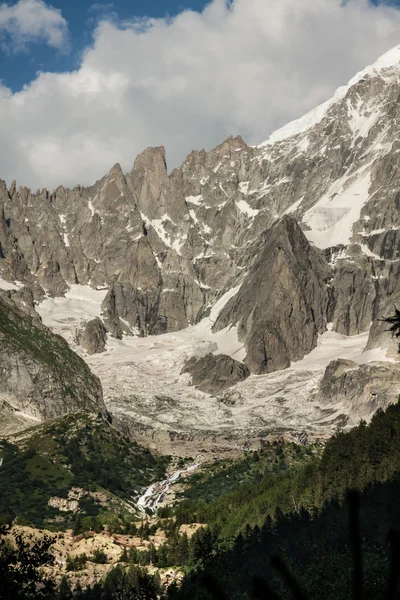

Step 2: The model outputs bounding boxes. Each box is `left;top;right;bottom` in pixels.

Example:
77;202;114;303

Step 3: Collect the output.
137;463;201;513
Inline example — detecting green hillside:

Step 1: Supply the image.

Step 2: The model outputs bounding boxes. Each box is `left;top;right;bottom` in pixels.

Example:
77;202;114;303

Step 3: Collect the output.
0;412;170;529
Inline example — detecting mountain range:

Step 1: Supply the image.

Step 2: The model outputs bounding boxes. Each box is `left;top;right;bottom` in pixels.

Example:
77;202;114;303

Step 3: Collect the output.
1;45;400;455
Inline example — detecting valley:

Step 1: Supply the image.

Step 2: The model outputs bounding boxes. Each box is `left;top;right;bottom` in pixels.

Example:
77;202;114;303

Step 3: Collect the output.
2;42;400;600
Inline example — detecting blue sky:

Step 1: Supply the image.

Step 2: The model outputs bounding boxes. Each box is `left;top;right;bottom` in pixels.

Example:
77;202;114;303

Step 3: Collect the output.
0;1;211;90
1;0;400;189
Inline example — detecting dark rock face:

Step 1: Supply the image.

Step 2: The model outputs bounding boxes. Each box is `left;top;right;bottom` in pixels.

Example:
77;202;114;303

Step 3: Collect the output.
328;252;377;336
214;216;331;374
79;317;107;354
364;259;400;354
181;353;250;395
319;359;360;396
101;285;125;339
101;282;163;337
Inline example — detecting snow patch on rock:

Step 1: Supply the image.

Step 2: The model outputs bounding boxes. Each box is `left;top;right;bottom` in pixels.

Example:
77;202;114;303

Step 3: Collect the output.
303;170;371;248
236;199;259;218
259;44;400;147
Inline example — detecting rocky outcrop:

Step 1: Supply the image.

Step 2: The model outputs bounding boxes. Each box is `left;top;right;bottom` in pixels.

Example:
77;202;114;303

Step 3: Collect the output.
214;216;331;374
364;260;400;355
101;285;125;339
0;285;42;321
181;353;250;395
0;294;105;434
102;282;160;337
79;317;107;354
328;249;377;336
316;358;400;425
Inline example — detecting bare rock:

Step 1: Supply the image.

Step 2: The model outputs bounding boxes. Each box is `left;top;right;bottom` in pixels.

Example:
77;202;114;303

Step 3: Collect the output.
102;282;160;337
101;285;125;339
181;353;250;395
214;216;331;374
0;295;105;434
79;318;107;354
317;358;400;424
328;254;377;335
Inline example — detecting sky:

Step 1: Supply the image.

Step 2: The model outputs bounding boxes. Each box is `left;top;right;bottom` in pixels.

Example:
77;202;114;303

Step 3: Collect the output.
0;1;210;91
1;0;400;189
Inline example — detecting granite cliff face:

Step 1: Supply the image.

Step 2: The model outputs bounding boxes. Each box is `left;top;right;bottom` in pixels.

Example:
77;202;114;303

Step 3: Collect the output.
214;216;330;374
78;317;107;354
1;46;400;447
316;359;400;426
0;287;105;436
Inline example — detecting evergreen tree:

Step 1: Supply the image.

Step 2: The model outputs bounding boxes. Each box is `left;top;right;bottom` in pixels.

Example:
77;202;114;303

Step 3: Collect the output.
58;576;73;600
382;307;400;350
0;527;55;600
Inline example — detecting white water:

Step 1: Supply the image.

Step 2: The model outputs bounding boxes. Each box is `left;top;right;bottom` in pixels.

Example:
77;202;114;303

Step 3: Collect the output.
137;463;201;513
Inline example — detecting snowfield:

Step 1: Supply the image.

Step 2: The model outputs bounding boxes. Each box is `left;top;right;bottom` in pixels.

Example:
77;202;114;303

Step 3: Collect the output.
302;170;372;248
37;285;394;448
0;278;22;291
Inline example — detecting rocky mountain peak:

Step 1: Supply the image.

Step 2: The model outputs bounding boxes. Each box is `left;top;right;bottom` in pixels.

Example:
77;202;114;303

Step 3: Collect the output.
131;145;168;176
8;180;16;198
212;134;249;154
214;215;330;373
107;162;125;182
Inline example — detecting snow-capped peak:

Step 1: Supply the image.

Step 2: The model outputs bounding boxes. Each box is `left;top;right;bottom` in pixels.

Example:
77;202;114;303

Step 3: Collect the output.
259;44;400;147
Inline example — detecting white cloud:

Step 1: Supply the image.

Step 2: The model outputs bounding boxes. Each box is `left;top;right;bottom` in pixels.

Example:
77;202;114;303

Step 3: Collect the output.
89;3;115;13
0;0;69;53
1;0;400;189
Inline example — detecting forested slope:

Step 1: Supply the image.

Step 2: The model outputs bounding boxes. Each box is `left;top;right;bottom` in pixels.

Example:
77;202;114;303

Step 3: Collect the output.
168;399;400;599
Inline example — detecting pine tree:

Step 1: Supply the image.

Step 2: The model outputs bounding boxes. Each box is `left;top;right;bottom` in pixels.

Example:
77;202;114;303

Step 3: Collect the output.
120;545;129;562
58;575;73;600
177;532;189;564
0;529;55;599
382;307;400;351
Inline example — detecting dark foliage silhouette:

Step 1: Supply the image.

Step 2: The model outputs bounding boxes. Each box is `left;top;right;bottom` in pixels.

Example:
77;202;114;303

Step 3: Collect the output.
382;308;400;351
194;492;400;600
